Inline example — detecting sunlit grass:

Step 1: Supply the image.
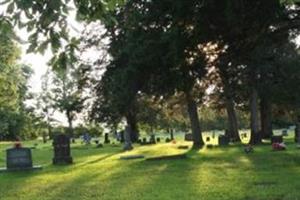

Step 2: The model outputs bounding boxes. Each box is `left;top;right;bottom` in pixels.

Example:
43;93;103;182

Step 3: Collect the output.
0;131;299;200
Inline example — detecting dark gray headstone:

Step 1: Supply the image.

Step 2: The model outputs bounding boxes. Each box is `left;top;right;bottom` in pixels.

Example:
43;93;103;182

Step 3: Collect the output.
6;148;32;169
271;135;283;144
282;129;288;136
149;135;156;144
104;133;110;144
218;135;229;146
53;134;73;165
0;147;42;172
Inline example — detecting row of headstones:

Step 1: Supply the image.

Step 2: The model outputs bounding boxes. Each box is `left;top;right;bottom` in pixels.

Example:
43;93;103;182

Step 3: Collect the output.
1;134;72;172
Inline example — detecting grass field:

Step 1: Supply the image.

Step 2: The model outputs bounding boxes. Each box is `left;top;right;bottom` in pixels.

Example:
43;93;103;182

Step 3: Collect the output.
0;133;300;200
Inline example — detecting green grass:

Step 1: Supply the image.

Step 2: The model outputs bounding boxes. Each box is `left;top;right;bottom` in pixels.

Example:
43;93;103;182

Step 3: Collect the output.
0;134;300;200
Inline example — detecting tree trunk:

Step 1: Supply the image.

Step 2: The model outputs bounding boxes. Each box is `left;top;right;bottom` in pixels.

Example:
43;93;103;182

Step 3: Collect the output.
123;125;133;151
125;113;139;143
170;128;174;140
225;97;240;142
295;115;300;144
249;88;261;144
66;111;74;141
186;93;204;148
260;96;273;139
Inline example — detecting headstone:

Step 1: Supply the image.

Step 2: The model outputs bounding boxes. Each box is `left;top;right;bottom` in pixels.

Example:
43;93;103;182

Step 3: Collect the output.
142;138;147;144
184;133;193;141
7;148;32;169
0;147;42;172
96;143;103;148
149;134;156;144
156;137;161;143
282;129;288;136
104;133;110;144
244;145;254;154
123;126;133;151
218;135;229;146
120;131;125;143
52;134;73;165
82;133;91;145
271;135;283;144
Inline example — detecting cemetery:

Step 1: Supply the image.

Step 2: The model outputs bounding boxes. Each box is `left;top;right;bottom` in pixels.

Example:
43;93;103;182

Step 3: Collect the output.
1;0;300;199
1;130;300;200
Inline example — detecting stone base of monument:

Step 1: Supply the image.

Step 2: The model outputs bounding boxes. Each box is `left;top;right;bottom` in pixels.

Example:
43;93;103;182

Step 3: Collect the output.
53;157;73;165
0;165;42;173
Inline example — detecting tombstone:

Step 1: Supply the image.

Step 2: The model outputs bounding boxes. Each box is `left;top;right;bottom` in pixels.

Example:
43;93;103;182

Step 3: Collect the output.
142;137;147;144
82;133;91;145
0;147;42;172
184;133;193;141
282;129;288;136
165;138;171;143
96;143;103;148
156;137;161;143
53;134;73;165
123;126;133;151
149;134;156;144
104;133;110;144
137;139;142;144
120;131;125;143
224;129;230;137
218;135;229;146
271;135;283;144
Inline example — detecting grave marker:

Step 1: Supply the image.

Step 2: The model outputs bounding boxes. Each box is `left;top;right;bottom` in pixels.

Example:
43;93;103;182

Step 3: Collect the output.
53;134;73;165
0;147;42;172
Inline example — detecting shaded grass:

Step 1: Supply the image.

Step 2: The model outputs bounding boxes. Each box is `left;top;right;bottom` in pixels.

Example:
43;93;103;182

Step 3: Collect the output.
0;134;300;200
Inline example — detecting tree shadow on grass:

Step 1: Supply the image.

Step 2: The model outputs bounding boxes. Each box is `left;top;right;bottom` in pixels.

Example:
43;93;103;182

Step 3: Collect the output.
2;143;300;200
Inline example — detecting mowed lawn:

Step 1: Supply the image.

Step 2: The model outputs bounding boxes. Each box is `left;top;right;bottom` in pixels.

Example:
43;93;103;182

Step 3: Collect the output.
1;136;300;200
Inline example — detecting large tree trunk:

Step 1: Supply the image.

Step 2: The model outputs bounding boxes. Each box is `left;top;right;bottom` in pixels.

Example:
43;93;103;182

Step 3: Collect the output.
225;97;240;142
125;112;139;143
260;96;273;139
249;88;261;144
123;125;133;151
186;93;204;148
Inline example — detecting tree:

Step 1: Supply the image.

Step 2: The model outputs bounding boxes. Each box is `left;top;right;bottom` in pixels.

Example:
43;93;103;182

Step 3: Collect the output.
49;40;86;138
